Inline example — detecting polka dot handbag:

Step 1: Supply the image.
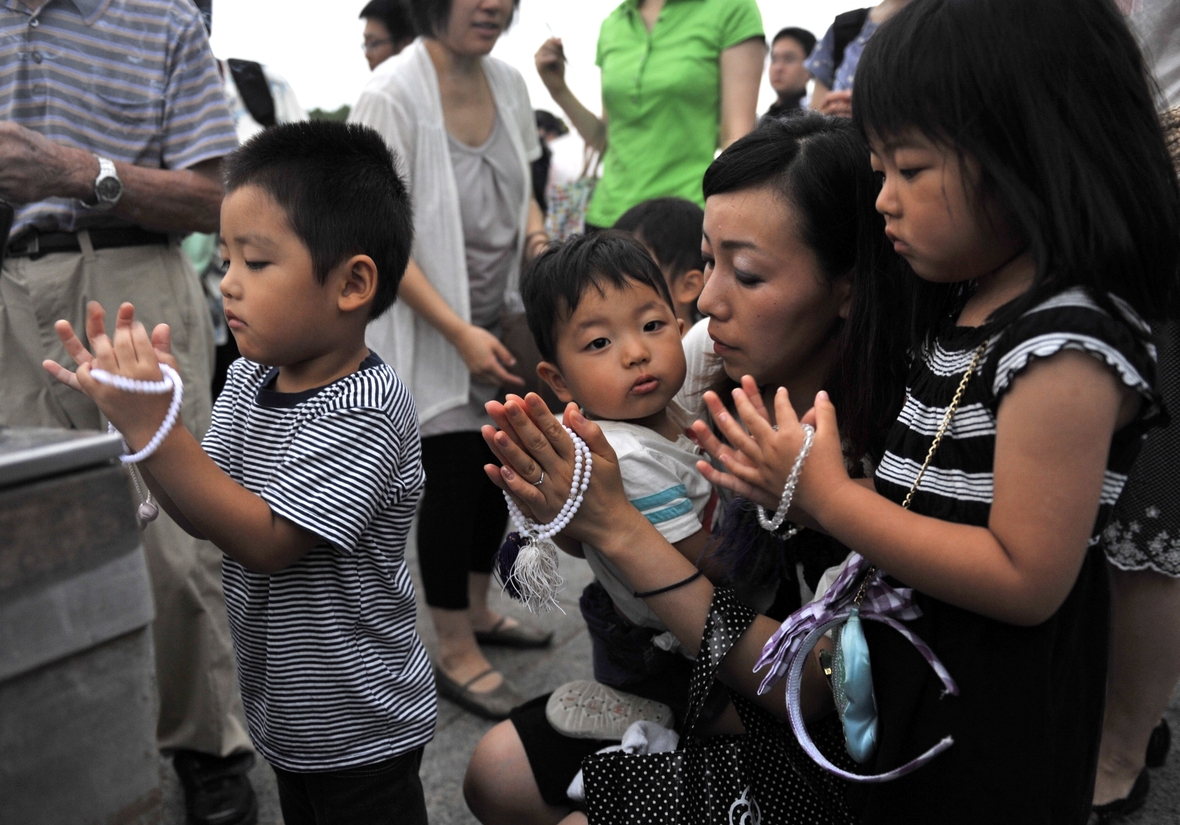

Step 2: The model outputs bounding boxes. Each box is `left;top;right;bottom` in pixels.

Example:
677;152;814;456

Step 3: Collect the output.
581;588;857;825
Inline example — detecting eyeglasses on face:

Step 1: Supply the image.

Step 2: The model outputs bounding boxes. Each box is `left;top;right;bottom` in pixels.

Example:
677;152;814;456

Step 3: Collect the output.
362;39;392;53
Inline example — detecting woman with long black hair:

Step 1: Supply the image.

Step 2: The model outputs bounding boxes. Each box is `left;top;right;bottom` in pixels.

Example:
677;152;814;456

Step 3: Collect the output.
463;115;911;825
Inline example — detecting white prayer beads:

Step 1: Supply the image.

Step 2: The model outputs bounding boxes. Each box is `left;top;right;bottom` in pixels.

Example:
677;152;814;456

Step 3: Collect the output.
500;425;593;611
88;363;184;528
89;363;184;465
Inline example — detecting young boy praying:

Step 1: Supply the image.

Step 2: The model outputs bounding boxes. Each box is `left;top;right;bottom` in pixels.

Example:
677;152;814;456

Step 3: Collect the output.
44;121;434;825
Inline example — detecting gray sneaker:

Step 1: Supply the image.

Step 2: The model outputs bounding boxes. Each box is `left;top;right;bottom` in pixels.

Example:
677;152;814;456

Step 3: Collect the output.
546;680;675;740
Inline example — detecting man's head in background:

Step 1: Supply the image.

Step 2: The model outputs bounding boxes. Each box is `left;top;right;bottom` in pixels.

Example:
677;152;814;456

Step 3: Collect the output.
535;109;569;144
769;27;816;103
360;0;417;70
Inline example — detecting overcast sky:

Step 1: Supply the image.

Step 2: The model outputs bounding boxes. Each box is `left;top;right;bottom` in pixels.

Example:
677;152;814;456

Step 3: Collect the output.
210;1;858;114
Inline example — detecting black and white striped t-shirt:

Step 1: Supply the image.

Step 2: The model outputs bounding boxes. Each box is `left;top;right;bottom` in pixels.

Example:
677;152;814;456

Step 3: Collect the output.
202;354;435;772
875;287;1161;538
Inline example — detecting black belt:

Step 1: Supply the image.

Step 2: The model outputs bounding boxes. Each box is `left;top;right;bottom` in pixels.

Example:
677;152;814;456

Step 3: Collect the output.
6;227;170;259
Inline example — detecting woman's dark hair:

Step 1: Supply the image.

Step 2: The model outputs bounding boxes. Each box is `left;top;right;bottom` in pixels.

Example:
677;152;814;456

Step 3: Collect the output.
853;0;1180;344
701;115;911;463
408;0;519;39
360;0;417;43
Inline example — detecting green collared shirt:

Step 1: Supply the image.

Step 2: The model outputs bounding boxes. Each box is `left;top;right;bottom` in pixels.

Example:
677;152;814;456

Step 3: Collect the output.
588;0;763;227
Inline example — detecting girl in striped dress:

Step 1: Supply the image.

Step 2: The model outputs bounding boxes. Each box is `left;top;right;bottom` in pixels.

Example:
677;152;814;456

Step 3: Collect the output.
697;0;1180;821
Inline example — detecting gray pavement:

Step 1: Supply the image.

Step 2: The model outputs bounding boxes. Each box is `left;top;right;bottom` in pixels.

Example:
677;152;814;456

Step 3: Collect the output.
160;525;595;825
158;526;1180;824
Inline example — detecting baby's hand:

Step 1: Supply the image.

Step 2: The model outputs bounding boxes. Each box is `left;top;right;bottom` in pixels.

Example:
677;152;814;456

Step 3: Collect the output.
43;301;180;452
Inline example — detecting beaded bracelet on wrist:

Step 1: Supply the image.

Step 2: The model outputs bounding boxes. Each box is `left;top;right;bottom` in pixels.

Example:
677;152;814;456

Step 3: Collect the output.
756;423;815;534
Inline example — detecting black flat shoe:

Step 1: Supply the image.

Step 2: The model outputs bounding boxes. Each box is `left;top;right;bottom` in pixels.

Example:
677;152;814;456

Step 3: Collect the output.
473;616;554;649
1091;769;1150;823
433;665;525;720
1146;719;1170;769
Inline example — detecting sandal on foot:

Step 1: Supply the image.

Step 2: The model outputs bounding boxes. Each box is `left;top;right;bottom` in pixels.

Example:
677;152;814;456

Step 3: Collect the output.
1091;769;1150;823
474;616;554;649
546;680;675;740
434;665;525;721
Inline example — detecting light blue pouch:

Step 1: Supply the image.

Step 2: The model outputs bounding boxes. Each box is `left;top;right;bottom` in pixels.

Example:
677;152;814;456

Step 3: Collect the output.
832;605;878;764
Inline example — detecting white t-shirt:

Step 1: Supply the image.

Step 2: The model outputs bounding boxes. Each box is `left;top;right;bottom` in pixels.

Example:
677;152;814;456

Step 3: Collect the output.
675;318;717;423
582;415;714;629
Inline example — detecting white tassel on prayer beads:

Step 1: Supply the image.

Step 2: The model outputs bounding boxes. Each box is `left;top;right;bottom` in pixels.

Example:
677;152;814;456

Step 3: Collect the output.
503;536;566;613
499;425;592;612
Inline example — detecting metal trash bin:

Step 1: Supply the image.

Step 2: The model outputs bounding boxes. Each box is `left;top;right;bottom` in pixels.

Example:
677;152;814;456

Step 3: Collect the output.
0;428;161;825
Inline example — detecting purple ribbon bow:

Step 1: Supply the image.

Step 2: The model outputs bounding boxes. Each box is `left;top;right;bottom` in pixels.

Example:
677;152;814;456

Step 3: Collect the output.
754;553;959;783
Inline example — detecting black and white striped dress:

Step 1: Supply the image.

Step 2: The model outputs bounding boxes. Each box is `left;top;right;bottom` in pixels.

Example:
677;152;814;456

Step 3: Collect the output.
203;354;436;773
852;288;1160;824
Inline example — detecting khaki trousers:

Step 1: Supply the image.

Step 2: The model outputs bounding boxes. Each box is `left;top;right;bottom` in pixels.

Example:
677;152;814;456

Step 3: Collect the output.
0;235;252;757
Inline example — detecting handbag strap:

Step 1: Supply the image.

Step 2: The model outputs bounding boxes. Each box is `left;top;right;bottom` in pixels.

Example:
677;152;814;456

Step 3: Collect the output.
682;587;757;736
854;338;988;603
771;338;990;783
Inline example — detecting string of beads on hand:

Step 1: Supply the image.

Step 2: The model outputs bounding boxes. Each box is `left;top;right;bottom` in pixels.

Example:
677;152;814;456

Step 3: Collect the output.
756;422;815;537
497;424;592;612
502;424;592;541
89;362;184;464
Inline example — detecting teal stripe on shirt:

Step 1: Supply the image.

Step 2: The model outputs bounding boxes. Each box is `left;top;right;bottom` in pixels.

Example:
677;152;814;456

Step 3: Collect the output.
630;484;688;512
642;499;695;525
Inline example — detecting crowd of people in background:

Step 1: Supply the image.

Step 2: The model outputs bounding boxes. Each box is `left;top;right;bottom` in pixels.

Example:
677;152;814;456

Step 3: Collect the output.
2;0;1180;824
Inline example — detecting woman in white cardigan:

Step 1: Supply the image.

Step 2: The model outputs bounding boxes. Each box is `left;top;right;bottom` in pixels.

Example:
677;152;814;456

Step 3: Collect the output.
351;0;551;720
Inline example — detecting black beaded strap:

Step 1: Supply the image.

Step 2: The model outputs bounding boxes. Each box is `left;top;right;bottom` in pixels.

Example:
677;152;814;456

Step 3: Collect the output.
633;568;704;599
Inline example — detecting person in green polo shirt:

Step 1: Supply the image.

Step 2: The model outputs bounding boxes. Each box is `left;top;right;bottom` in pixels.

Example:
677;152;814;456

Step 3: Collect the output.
536;0;764;229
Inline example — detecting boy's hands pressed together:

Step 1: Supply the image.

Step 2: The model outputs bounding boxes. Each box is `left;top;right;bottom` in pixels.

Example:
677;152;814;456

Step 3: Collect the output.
43;301;179;452
42;300;320;573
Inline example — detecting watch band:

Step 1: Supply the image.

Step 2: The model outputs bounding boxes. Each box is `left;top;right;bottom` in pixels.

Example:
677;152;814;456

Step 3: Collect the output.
85;155;122;210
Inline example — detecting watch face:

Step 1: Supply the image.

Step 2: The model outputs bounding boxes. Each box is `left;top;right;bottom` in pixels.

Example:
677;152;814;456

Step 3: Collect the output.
96;176;122;202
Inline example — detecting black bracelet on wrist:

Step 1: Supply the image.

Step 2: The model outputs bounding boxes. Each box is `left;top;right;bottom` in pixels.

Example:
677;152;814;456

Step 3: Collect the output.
633;569;704;599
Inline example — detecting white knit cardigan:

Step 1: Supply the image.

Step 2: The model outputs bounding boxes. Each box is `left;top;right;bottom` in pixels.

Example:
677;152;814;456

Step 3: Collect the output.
350;39;540;425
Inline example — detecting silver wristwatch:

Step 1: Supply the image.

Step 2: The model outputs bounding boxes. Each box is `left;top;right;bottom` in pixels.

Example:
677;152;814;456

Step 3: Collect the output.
87;155;123;210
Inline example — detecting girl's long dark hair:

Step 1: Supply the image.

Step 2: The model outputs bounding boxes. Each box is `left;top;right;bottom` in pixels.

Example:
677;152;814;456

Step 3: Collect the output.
853;0;1180;345
701;115;911;462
